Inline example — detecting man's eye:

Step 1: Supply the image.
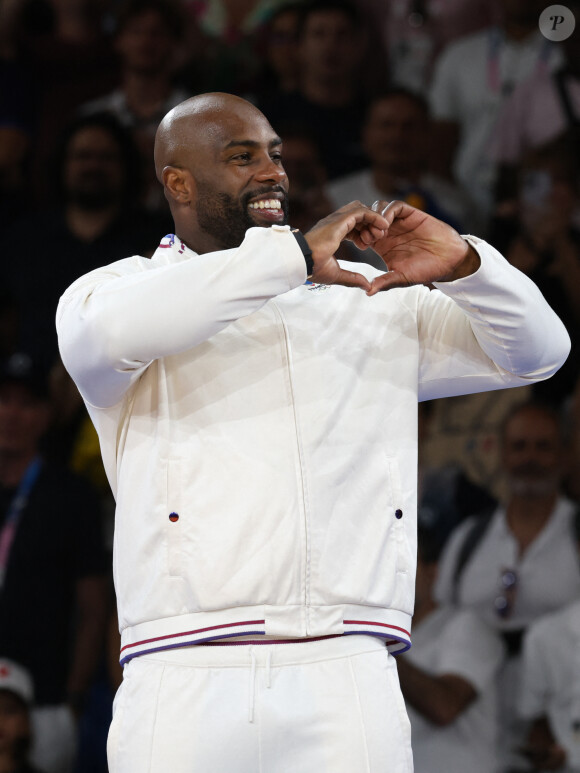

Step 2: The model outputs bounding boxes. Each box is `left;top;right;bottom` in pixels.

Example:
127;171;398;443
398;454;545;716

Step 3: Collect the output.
232;153;251;162
271;153;283;162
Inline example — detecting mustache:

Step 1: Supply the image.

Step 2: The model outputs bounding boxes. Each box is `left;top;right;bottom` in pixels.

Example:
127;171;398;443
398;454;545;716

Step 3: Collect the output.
242;185;287;206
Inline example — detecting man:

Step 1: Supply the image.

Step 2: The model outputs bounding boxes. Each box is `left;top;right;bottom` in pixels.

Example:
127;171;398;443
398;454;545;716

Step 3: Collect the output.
378;0;493;95
56;92;569;772
325;88;481;267
258;0;380;180
397;529;504;773
79;0;189;213
435;401;580;770
490;0;580;207
429;0;562;222
517;512;580;772
3;111;170;371
0;352;108;773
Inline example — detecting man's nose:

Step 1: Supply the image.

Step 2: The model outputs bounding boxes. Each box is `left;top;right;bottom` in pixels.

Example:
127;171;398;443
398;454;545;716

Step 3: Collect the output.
255;156;287;184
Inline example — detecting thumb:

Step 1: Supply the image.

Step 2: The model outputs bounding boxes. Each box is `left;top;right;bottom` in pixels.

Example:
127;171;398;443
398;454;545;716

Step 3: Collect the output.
366;270;408;296
333;267;372;291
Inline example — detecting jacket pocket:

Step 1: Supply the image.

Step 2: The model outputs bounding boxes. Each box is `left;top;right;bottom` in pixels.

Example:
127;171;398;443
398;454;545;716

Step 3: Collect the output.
385;455;415;610
385;456;407;576
165;458;184;577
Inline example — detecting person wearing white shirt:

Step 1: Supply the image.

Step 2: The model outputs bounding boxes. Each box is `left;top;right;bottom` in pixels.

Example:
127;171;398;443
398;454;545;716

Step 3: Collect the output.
435;401;580;771
429;0;561;222
398;529;504;773
518;595;580;773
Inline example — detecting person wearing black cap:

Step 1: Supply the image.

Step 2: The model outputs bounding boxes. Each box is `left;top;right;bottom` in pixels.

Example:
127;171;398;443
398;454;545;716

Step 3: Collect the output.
0;353;109;773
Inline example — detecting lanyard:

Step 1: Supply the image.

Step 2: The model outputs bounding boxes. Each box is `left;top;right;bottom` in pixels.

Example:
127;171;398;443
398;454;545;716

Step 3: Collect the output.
0;456;43;588
487;28;554;96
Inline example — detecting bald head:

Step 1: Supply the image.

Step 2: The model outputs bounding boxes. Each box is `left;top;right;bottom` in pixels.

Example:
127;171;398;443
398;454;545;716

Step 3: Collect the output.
153;92;289;253
154;93;271;182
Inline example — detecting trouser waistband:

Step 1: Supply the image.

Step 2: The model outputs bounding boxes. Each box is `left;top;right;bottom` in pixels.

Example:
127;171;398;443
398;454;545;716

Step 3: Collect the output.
135;633;387;668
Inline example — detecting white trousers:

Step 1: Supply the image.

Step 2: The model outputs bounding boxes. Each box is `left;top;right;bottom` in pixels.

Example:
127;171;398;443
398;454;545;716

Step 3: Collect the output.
107;634;413;773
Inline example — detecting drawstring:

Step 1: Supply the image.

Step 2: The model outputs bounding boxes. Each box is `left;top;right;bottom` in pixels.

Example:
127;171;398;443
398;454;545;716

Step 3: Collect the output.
266;649;272;689
248;647;273;722
248;649;256;723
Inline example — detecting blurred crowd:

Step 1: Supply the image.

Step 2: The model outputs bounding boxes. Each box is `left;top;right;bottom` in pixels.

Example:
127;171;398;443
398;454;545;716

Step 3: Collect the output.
1;0;580;771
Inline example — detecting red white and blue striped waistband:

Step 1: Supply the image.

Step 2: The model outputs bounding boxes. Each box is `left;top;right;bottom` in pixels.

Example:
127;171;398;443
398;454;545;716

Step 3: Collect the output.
119;619;411;666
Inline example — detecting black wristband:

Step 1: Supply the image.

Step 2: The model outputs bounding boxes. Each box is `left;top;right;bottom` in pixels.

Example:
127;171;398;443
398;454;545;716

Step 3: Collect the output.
291;228;314;278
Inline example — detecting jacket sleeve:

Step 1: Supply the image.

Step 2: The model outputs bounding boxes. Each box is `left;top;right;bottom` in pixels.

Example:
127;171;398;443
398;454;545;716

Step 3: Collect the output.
417;235;571;401
56;226;307;409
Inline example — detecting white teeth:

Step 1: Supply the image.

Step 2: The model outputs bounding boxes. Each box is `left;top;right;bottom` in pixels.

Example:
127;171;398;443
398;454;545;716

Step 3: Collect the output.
249;199;281;210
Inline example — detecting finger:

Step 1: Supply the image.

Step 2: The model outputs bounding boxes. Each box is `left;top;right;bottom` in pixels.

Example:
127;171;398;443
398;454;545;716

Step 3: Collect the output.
366;270;409;296
349;231;373;251
375;199;417;226
347;225;385;247
349;230;375;251
362;225;386;243
345;207;390;234
333;267;372;292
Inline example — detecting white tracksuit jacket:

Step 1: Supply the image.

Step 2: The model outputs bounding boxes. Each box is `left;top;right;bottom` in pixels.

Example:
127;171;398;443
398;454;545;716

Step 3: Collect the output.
56;226;570;664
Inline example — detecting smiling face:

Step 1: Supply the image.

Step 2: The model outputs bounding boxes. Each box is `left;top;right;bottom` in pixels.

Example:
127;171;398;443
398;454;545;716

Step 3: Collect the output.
193;110;289;248
156;95;290;252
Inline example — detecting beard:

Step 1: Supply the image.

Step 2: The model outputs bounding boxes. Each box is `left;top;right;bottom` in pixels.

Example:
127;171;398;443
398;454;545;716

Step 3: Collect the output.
195;182;289;250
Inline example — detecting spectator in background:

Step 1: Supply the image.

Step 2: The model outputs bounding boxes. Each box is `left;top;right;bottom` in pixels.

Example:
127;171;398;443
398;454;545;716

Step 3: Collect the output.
2;112;171;371
495;135;580;405
429;0;562;226
397;528;505;773
568;376;580;504
0;0;119;208
0;59;37;230
517;563;580;772
490;0;580;212
435;401;580;772
259;0;385;180
325;88;481;266
416;384;533;505
0;352;109;773
417;400;497;554
274;123;334;235
366;0;494;95
0;658;44;773
273;123;355;262
180;0;290;94
80;0;190;213
516;513;580;773
245;2;303;102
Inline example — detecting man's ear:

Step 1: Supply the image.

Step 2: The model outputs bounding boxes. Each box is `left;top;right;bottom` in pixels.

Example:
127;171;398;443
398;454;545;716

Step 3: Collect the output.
162;166;195;204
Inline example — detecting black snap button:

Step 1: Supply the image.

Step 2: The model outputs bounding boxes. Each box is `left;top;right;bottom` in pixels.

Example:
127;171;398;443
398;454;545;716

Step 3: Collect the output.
169;512;179;522
395;509;403;519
